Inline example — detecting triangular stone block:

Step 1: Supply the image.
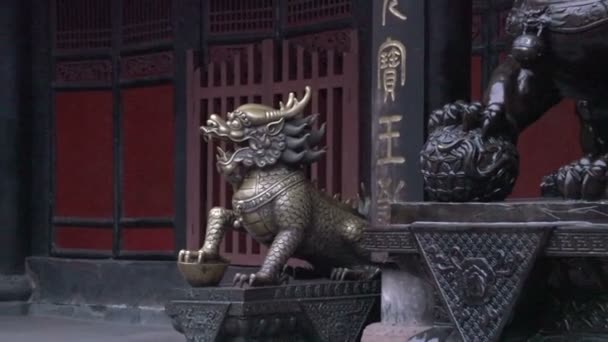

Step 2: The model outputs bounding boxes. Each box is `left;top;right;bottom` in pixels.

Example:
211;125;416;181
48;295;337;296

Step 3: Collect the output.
412;223;553;342
301;297;376;342
165;301;230;342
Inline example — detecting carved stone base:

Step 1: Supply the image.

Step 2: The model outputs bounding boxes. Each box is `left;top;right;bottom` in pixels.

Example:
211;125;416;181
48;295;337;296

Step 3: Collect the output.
361;323;430;342
165;279;380;342
368;201;608;341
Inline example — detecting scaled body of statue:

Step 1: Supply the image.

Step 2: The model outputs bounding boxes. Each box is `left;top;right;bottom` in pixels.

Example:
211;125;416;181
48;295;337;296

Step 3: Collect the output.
421;0;608;201
180;87;378;287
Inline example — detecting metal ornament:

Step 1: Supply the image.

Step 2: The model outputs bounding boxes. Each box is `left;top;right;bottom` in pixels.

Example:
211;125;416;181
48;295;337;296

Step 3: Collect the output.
421;0;608;201
180;86;378;287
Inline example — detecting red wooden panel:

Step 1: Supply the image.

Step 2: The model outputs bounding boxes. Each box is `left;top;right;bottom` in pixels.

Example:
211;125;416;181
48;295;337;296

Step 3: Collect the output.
122;85;175;217
471;56;483;101
55;91;114;218
121;228;174;251
54;227;113;250
511;100;582;197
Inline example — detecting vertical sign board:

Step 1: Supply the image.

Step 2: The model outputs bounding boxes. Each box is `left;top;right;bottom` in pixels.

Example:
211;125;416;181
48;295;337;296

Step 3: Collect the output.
370;0;426;228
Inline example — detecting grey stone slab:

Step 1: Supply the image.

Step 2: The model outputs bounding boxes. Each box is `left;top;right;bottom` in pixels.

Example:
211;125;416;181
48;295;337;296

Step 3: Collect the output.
27;303;171;326
26;257;189;307
0;315;184;342
0;302;29;316
391;200;608;224
0;274;32;302
26;257;256;307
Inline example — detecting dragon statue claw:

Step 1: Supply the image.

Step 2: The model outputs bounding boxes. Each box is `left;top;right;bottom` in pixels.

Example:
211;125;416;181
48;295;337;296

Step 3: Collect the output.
233;272;284;288
195;87;376;287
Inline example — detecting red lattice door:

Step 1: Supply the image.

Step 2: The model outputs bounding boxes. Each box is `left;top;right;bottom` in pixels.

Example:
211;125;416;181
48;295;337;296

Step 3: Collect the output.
186;30;360;265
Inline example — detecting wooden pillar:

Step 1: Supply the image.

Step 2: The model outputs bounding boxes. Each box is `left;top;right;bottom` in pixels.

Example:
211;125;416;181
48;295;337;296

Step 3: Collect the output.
369;0;472;228
0;0;33;305
363;0;473;340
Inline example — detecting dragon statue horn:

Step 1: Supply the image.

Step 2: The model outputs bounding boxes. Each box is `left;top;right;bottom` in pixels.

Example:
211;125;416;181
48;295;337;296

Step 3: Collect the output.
267;86;311;122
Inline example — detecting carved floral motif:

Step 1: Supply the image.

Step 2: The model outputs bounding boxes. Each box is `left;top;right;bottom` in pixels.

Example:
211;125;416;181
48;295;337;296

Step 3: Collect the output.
414;227;550;342
120;51;174;80
55;60;112;83
289;29;352;54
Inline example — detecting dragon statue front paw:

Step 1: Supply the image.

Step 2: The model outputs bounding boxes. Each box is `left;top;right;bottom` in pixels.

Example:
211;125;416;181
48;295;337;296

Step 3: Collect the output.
178;249;228;264
541;155;608;200
233;271;288;287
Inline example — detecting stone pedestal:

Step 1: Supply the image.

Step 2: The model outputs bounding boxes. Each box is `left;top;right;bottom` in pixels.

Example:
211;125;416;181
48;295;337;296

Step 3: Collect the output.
166;279;380;342
361;201;608;342
361;262;436;341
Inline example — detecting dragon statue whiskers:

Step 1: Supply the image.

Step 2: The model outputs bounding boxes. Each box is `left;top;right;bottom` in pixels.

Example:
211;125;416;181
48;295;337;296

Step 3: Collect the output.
181;86;378;287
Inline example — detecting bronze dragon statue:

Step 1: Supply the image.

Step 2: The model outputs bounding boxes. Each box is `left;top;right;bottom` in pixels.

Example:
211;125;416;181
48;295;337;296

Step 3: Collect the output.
180;86;378;287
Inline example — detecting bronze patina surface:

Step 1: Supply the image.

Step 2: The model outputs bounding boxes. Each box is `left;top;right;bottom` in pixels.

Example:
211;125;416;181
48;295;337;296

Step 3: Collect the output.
421;0;608;201
179;87;378;287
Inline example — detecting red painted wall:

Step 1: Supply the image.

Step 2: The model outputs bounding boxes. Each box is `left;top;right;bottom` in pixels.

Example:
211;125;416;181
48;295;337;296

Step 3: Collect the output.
121;85;176;251
55;91;114;218
54;85;176;251
122;85;175;218
511;100;582;197
54;91;114;250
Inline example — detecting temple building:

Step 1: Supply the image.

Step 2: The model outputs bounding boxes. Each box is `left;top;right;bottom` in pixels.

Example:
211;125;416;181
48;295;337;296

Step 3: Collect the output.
0;0;593;341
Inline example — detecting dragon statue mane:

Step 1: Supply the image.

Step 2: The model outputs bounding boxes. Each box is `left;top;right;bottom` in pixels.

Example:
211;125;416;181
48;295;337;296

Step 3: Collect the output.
181;86;377;287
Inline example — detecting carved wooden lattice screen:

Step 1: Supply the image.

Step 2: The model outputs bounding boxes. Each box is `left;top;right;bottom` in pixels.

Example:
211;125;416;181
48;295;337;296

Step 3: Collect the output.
187;30;359;265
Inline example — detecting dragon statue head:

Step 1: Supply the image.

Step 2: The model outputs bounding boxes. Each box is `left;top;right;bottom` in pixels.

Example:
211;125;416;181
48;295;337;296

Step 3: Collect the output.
200;86;326;182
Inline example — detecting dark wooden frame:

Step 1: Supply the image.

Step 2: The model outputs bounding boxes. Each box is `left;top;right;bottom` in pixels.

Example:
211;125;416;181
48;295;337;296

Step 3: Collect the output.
473;0;514;90
34;0;197;259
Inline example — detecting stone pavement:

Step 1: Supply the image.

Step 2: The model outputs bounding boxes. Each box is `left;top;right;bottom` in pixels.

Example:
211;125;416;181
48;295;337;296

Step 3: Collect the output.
0;315;184;342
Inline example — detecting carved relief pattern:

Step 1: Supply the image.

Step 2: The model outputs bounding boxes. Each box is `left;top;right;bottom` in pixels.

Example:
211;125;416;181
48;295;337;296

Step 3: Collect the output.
289;29;352;54
546;231;608;256
55;60;112;83
361;231;416;251
120;52;174;80
165;302;229;342
169;281;379;341
552;295;608;333
361;227;608;257
301;298;375;342
273;280;380;300
414;229;548;342
224;315;301;340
